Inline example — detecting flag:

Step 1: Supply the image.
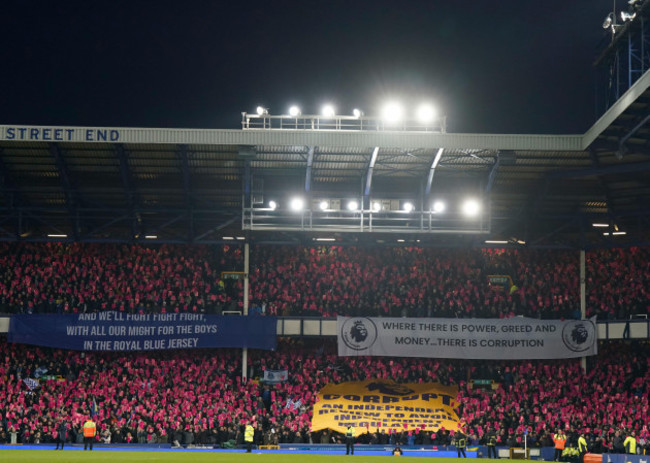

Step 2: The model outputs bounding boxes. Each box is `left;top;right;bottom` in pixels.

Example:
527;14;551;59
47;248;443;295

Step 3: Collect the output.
91;398;98;420
263;369;288;383
285;398;293;409
23;378;40;390
292;399;302;410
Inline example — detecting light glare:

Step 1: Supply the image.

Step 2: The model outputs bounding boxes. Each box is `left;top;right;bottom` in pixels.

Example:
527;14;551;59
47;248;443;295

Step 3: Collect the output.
416;104;436;123
321;104;336;118
462;199;481;217
268;200;277;210
288;105;301;117
289;197;304;211
432;201;446;213
347;200;359;211
381;102;403;124
403;202;414;212
319;200;328;211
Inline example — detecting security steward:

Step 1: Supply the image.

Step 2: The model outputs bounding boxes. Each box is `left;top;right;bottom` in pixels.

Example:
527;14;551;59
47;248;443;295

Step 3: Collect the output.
623;431;637;455
486;427;498;459
82;417;97;451
578;432;589;463
345;425;355;455
244;421;255;453
553;430;567;462
455;430;467;458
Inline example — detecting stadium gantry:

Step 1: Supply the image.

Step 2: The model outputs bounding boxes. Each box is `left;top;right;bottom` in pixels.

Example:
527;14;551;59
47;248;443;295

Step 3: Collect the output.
0;68;649;249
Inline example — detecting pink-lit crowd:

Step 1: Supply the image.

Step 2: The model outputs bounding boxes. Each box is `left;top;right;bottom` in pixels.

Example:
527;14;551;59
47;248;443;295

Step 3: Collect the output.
0;242;649;320
0;339;647;450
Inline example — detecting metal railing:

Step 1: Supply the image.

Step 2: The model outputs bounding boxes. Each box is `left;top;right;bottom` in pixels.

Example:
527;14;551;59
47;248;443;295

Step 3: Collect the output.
241;113;446;133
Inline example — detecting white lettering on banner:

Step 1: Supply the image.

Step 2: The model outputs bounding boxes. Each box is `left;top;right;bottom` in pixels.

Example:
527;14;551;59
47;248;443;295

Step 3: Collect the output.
337;316;598;360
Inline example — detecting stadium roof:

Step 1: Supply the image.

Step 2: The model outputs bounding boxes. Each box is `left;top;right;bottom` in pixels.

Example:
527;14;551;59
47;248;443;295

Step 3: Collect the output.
0;71;649;249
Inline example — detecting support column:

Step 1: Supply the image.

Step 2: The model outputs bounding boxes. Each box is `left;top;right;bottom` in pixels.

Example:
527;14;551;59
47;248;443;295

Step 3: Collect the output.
242;242;250;380
580;249;587;373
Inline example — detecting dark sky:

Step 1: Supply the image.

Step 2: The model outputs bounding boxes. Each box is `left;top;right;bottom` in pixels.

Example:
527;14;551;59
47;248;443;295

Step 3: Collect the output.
1;0;619;134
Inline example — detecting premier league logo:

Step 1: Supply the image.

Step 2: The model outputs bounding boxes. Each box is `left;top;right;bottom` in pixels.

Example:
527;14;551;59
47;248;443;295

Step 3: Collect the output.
340;317;378;351
561;320;596;352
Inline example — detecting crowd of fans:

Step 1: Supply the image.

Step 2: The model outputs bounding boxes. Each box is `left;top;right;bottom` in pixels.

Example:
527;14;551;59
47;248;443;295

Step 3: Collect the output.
0;338;647;452
0;242;649;319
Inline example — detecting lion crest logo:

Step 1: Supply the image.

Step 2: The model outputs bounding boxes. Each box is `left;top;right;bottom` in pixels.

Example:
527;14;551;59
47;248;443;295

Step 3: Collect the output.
562;320;595;353
340;317;378;351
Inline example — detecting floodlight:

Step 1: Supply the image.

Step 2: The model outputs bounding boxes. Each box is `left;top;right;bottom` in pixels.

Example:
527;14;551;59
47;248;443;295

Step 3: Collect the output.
371;201;381;212
432;200;446;213
347;200;359;211
256;106;267;116
268;200;277;210
321;104;336;118
416;103;437;124
381;102;404;124
621;10;637;21
403;202;414;212
288;105;301;117
461;199;481;217
319;200;329;211
602;12;614;28
289;197;304;211
353;108;364;118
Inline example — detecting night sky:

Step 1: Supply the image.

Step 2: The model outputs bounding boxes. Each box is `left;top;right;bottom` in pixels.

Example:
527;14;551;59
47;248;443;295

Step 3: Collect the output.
1;0;618;134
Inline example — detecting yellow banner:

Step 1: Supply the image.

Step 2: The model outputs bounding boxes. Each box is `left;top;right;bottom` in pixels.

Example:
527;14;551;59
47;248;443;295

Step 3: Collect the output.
311;379;459;434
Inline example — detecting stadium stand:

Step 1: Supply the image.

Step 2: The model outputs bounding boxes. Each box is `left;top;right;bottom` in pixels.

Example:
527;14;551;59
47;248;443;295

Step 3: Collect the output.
0;243;648;320
0;338;647;450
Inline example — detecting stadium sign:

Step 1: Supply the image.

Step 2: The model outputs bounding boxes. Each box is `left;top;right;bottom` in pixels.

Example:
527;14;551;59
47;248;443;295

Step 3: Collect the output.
311;379;459;433
8;312;277;351
337;316;597;360
2;126;121;142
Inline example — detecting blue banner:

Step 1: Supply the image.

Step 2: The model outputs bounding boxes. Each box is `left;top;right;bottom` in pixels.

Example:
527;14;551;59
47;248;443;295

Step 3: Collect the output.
8;312;276;351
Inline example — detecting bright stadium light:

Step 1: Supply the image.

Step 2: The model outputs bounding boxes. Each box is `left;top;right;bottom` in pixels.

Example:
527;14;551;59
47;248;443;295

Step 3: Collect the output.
289;197;304;211
416;103;437;123
321;104;336;118
621;10;637;22
353;108;364;118
403;202;414;212
319;200;329;211
432;200;446;213
381;102;404;124
461;199;481;217
268;200;277;210
288;105;301;117
371;201;382;212
256;106;267;116
347;200;359;211
602;12;615;29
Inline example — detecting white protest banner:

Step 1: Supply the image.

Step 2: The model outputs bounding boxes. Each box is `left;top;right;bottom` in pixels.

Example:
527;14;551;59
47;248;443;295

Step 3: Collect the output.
337;316;597;360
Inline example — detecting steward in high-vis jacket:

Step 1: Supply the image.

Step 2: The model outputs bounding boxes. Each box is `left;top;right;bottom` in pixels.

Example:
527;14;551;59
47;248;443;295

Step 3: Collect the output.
455;431;467;458
553;431;567;462
345;425;355;455
82;418;96;451
486;428;498;459
244;422;255;453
